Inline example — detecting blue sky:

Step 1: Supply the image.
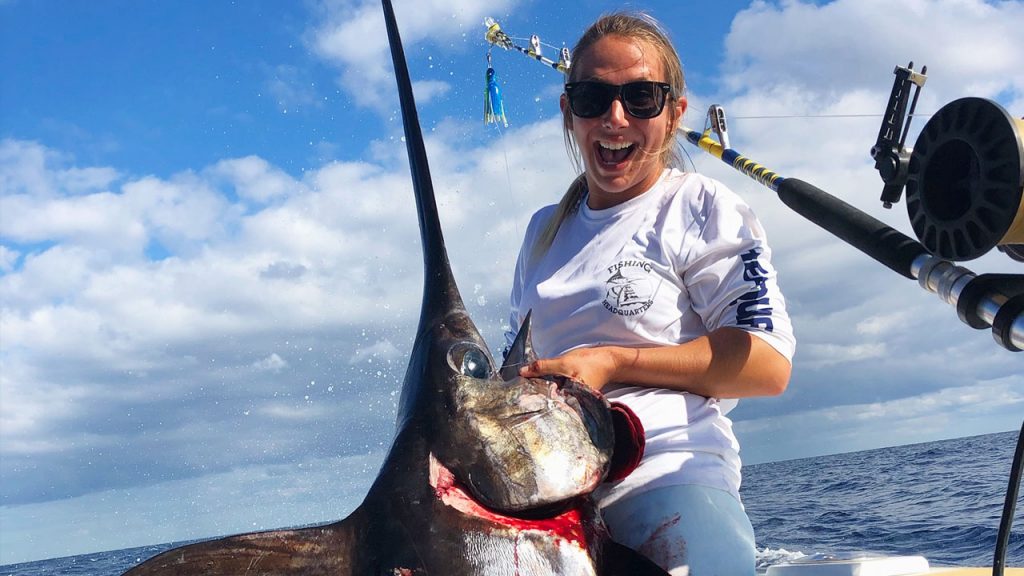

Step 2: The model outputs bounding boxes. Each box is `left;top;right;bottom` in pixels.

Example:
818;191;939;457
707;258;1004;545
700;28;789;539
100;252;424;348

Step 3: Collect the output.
2;0;1023;565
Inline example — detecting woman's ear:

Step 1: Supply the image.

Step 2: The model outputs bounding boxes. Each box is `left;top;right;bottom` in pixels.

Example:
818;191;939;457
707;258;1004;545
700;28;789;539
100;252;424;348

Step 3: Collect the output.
672;94;687;132
560;93;573;128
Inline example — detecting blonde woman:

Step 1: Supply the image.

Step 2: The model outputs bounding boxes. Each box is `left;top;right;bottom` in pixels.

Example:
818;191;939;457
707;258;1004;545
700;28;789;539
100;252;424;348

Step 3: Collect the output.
506;12;796;575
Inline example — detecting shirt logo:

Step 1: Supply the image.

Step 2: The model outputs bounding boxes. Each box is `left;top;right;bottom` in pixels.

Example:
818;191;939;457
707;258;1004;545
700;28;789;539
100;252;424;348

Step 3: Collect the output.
731;248;774;331
603;260;655;317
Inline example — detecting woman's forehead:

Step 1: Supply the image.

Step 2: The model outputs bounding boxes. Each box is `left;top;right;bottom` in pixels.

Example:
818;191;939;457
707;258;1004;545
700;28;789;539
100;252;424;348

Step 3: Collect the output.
572;35;664;82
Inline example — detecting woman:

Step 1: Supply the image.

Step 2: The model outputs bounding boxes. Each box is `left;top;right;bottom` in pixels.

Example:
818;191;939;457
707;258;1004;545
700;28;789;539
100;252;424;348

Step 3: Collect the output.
505;12;796;575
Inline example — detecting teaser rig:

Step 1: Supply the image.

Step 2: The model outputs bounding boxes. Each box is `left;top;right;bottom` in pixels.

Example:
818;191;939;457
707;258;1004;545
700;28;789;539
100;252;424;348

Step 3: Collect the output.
482;17;571;129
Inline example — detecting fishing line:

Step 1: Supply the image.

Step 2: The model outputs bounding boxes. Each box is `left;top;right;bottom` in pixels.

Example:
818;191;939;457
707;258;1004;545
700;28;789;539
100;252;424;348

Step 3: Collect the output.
728;113;934;120
494;123;515;202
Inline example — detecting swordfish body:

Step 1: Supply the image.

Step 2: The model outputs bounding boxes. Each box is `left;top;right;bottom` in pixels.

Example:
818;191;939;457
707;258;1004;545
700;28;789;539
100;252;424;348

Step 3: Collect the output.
122;1;667;574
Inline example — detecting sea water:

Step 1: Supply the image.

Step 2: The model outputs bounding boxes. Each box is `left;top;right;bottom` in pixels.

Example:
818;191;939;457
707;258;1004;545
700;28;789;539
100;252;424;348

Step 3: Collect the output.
743;429;1023;570
3;430;1021;575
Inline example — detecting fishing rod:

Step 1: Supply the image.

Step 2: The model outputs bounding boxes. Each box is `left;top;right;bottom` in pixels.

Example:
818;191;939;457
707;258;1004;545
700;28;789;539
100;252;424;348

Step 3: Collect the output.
681;120;1023;353
681;62;1024;352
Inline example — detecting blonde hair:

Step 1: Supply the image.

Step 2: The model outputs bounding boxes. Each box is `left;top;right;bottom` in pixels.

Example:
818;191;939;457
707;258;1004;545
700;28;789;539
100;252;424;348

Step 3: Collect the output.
532;12;687;260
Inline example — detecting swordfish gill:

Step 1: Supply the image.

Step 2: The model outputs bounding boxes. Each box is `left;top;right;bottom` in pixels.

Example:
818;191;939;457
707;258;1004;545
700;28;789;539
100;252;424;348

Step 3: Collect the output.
122;1;667;574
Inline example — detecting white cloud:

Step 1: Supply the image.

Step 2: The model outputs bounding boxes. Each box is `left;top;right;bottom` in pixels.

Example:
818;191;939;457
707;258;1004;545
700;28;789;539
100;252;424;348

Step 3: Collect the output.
122;175;239;250
412;79;451;103
264;64;322;114
251;353;288;373
0;245;18;272
737;375;1024;464
723;0;1024;105
56;166;121;194
855;310;912;336
258;401;330;420
347;339;402;364
0;139;120;199
1;190;144;250
208;156;301;204
0;139;58;197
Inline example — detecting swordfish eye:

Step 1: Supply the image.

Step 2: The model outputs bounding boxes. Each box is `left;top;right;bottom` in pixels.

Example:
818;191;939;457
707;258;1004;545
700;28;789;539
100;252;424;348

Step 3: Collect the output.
447;342;493;379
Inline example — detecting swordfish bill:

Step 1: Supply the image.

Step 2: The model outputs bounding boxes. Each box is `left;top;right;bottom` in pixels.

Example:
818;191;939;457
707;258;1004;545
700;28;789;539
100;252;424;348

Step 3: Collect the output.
382;0;457;320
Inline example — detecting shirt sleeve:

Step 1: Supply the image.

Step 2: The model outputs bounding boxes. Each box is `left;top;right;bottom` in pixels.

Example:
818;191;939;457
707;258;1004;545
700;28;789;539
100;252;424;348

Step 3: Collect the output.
681;179;796;361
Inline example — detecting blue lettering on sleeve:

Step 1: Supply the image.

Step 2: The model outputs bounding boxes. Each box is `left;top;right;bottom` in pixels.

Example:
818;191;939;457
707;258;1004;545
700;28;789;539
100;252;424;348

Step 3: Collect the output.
730;248;775;332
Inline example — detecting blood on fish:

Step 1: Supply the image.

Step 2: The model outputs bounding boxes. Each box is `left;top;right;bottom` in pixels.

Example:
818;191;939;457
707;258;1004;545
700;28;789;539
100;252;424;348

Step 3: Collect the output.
429;454;589;547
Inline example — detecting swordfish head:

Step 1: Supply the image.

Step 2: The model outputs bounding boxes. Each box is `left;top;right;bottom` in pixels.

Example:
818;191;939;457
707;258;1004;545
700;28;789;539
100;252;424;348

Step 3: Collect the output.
405;305;615;512
381;0;614;512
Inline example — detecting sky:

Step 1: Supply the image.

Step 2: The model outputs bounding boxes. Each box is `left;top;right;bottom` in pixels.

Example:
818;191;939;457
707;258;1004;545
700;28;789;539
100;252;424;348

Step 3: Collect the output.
1;0;1023;565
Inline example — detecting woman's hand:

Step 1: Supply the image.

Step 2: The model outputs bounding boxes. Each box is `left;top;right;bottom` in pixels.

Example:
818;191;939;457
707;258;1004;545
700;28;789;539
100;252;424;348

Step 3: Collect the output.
518;346;623;391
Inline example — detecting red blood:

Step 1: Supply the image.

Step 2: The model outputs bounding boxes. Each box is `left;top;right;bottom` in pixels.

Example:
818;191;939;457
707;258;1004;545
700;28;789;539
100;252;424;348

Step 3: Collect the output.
429;454;589;547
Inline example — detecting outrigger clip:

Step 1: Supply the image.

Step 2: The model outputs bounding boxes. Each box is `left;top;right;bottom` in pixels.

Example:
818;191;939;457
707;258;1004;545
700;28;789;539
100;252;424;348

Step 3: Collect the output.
708;105;730;150
870;62;927;208
559;47;572;72
530;35;542;57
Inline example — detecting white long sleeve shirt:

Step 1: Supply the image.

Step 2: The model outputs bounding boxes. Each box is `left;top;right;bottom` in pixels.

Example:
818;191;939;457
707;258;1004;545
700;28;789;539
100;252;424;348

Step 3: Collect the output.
506;168;795;506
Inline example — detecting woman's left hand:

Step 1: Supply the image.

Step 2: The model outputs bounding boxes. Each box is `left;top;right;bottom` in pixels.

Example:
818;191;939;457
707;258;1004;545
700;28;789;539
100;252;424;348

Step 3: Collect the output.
518;346;622;391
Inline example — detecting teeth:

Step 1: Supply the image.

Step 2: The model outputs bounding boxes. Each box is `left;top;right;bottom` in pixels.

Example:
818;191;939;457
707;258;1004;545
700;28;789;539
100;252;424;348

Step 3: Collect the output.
599;141;633;150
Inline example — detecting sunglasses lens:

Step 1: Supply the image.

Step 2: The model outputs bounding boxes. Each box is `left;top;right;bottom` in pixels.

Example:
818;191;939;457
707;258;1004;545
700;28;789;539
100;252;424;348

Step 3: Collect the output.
622;83;665;119
566;82;669;119
568;83;616;118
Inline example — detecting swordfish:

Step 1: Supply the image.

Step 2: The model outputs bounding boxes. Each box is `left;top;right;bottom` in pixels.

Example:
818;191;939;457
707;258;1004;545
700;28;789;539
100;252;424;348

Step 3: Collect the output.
122;1;666;573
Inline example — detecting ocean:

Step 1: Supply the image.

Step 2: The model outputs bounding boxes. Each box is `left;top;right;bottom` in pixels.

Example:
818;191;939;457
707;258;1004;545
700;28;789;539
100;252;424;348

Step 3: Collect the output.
3;430;1021;575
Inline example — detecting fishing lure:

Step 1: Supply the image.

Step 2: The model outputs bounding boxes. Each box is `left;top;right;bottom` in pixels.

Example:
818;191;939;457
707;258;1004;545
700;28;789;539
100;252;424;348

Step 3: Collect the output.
484;53;508;127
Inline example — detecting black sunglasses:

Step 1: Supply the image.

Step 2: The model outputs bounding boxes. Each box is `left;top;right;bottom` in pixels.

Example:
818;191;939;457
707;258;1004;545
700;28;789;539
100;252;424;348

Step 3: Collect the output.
564;81;673;119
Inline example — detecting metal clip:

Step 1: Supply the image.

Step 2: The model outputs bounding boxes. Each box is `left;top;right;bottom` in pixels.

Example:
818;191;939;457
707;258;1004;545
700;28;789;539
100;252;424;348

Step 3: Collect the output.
708;105;730;149
529;35;541;57
559;47;572;73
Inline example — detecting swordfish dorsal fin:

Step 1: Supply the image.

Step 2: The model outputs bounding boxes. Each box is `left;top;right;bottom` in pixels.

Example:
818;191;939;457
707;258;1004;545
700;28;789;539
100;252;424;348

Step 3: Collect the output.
499;310;538;380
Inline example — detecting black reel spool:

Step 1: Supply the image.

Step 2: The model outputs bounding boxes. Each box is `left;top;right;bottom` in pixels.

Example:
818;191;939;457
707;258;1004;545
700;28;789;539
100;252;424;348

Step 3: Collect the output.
904;97;1024;261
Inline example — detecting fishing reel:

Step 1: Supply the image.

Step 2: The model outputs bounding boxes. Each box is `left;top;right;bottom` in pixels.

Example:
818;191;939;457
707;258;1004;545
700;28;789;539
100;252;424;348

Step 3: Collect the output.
869;63;1024;351
870;63;1024;263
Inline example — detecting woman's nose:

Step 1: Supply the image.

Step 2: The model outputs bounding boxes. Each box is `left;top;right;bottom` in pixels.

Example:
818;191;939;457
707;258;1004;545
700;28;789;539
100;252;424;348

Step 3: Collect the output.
602;98;629;128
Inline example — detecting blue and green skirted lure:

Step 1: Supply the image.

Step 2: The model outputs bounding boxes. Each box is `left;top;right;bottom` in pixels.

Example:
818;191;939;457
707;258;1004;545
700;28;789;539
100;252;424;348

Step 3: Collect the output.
484;54;508;127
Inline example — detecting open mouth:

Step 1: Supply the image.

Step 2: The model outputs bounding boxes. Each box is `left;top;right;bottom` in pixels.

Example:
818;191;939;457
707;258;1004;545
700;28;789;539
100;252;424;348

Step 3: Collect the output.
595;140;636;167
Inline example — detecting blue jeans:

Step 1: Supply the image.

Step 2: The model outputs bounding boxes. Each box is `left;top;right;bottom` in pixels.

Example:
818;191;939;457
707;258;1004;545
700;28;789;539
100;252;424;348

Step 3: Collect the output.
601;484;757;575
